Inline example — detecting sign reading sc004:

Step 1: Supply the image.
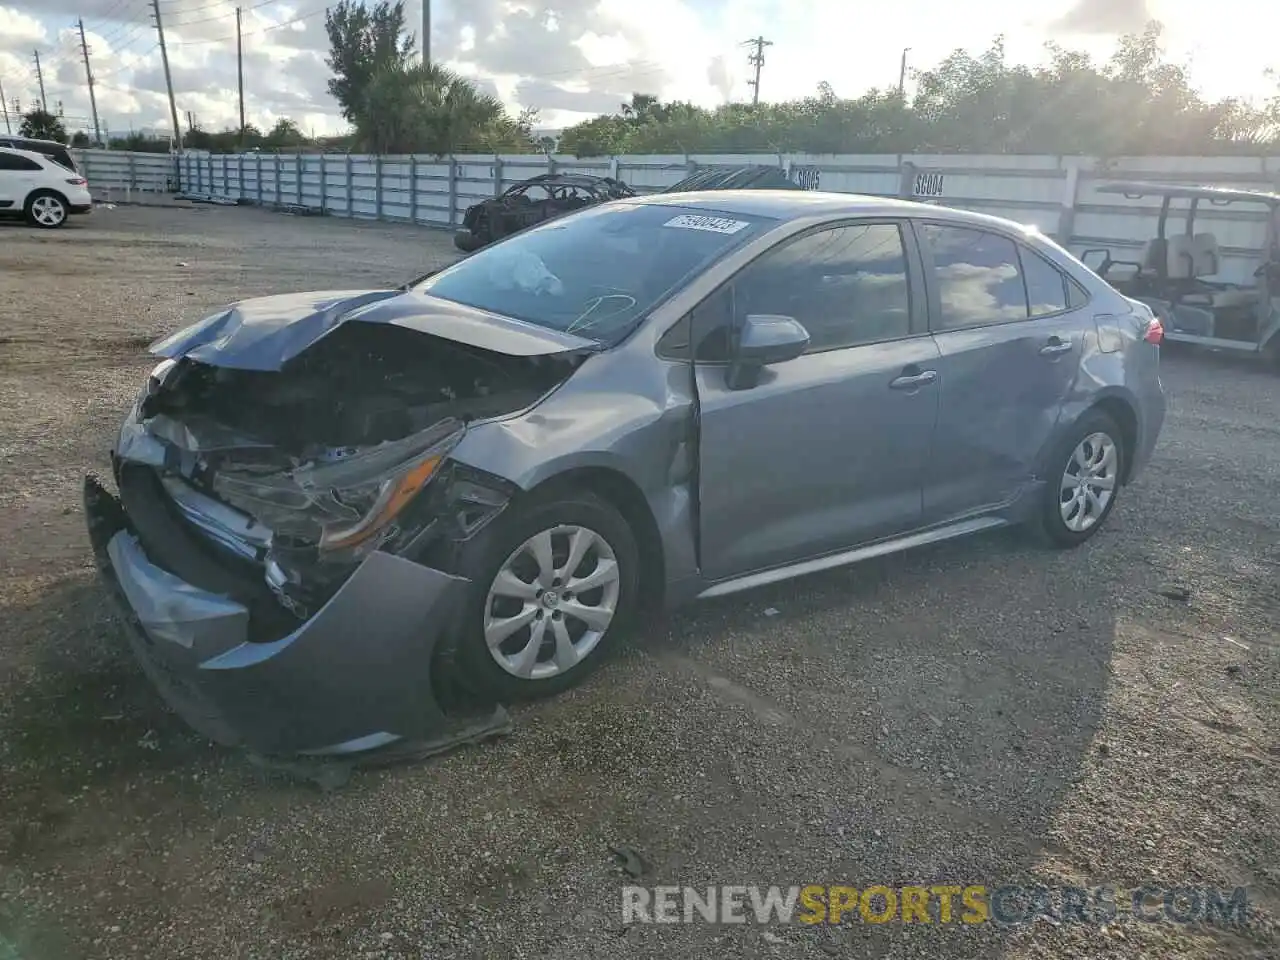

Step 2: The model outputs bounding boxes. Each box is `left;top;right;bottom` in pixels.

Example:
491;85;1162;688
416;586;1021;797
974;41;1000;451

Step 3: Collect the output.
792;166;821;190
913;170;945;199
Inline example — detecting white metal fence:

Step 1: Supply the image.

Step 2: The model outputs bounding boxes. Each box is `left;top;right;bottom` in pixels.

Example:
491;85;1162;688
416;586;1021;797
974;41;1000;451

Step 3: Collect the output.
71;148;176;202
77;148;1280;285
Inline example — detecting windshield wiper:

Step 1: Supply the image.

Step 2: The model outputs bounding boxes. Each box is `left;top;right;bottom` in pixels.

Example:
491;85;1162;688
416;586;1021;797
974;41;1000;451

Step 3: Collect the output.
400;268;439;292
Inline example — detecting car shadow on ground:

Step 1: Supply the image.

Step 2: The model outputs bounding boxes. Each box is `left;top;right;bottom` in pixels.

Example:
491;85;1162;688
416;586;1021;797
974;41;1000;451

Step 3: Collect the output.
0;519;1208;957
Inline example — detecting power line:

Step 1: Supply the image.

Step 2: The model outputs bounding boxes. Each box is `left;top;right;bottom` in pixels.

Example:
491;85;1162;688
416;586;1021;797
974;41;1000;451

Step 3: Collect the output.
91;19;158;58
87;0;149;30
158;0;233;13
167;0;281;30
170;6;326;45
96;18;158;48
742;35;772;106
95;45;160;81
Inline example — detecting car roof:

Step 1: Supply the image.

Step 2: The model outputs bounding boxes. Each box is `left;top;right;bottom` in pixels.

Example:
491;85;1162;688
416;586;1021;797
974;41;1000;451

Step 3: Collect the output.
522;172;616;185
624;189;1035;231
1097;180;1280;205
0;146;54;163
0;135;66;146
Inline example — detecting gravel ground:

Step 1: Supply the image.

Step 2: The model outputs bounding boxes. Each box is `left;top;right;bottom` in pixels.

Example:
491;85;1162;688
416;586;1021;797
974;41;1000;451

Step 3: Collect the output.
0;206;1277;960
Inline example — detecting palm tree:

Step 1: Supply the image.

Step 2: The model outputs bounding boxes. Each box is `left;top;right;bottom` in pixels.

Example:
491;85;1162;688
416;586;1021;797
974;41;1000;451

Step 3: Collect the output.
620;93;660;124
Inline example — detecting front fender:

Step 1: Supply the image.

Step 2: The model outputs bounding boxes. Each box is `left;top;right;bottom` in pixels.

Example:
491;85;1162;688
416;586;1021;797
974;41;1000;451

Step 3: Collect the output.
449;350;700;595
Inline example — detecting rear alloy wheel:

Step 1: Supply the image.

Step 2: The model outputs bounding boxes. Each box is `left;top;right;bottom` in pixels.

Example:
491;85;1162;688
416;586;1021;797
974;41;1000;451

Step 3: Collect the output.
1035;410;1126;548
450;490;639;701
26;191;68;229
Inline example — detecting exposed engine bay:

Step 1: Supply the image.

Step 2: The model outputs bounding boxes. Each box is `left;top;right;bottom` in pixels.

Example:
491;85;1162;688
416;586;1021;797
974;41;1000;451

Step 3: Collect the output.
116;322;584;632
141;322;569;455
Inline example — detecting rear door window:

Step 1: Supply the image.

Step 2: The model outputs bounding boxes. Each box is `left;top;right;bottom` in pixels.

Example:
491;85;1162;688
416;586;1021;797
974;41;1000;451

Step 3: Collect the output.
920;224;1029;330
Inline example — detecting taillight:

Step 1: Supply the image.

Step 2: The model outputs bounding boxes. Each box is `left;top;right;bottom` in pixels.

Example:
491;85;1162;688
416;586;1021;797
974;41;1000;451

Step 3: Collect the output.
66;177;87;185
1144;316;1164;345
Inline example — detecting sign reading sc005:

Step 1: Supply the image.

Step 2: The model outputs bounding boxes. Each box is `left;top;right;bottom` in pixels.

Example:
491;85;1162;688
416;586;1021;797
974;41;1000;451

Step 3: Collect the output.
913;171;945;199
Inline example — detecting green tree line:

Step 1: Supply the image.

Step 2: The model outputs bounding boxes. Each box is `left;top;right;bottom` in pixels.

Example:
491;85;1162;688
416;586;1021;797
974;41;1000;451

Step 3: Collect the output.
558;25;1280;157
25;16;1278;158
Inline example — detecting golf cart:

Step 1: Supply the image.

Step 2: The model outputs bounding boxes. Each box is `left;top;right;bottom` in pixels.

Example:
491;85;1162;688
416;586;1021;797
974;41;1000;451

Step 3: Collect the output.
1082;181;1280;361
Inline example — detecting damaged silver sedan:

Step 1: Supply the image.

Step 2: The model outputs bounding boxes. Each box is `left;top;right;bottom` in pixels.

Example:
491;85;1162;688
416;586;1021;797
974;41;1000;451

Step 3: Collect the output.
87;190;1166;756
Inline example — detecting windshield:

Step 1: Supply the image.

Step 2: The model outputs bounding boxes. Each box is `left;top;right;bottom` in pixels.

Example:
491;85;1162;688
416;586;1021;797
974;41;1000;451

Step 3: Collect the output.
416;202;774;343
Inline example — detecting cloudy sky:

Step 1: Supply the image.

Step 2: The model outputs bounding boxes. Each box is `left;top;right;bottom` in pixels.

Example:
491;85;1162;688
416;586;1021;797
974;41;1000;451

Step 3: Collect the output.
0;0;1275;141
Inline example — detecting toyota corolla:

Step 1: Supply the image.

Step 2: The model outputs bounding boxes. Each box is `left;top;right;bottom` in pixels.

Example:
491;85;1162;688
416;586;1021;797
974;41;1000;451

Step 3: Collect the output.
85;190;1166;757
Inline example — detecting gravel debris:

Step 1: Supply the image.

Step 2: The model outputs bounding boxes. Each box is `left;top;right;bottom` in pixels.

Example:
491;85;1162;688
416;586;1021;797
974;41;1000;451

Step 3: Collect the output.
0;207;1276;959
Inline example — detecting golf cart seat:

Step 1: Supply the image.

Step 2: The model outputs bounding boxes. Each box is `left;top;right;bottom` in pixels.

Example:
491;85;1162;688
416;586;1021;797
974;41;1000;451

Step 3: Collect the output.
1165;235;1197;279
1192;233;1221;275
1180;233;1262;309
1101;239;1162;282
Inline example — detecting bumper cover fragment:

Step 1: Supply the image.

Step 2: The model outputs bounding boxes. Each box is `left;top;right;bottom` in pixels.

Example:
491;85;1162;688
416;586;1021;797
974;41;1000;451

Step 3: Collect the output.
85;473;511;758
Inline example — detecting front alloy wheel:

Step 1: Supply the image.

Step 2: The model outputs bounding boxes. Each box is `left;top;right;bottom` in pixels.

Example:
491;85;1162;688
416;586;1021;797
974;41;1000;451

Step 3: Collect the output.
484;524;621;680
447;488;640;702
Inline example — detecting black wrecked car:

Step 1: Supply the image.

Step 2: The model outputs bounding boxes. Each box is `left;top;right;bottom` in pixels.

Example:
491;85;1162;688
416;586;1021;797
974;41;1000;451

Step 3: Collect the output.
454;173;634;252
661;164;807;193
453;165;809;253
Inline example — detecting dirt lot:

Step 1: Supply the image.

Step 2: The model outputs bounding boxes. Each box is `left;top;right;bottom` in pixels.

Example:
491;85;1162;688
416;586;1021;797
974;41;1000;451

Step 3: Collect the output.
1;206;1277;959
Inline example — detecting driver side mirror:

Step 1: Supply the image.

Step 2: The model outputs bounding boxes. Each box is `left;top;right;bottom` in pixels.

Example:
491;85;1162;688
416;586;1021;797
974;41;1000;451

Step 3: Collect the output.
726;314;810;390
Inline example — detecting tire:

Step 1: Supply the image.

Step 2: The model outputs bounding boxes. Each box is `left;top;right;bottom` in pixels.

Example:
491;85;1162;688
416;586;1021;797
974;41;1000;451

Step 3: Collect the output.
25;190;68;229
1031;409;1127;549
446;488;640;702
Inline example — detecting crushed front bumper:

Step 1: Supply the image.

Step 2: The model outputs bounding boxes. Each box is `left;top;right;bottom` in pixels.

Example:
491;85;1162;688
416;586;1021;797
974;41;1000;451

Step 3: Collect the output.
85;473;509;758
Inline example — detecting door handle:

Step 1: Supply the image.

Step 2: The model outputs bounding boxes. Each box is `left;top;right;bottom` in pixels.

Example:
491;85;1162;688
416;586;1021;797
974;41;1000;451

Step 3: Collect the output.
1040;337;1073;356
889;369;938;390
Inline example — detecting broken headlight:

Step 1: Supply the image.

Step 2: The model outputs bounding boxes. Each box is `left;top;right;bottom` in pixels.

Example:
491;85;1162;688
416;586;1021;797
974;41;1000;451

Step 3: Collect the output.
211;417;466;560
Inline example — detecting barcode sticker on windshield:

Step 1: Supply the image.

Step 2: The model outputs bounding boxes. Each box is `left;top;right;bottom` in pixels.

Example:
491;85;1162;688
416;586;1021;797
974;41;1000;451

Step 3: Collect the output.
662;214;750;235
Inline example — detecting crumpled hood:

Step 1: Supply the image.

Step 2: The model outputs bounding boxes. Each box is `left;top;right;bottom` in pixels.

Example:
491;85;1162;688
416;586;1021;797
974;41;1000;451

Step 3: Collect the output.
149;288;599;372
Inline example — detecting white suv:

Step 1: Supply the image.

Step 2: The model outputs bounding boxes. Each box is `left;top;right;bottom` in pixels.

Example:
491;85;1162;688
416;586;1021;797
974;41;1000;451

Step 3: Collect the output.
0;147;93;228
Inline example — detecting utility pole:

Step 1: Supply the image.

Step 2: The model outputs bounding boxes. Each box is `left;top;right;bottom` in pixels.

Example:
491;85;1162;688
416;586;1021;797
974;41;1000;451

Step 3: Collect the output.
898;47;911;99
78;19;103;145
33;50;47;111
743;36;772;106
236;6;246;142
0;79;9;134
151;0;183;151
423;0;430;66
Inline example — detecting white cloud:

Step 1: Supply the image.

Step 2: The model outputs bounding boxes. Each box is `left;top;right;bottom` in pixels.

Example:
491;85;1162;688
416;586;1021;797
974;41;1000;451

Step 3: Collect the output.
0;0;1274;143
